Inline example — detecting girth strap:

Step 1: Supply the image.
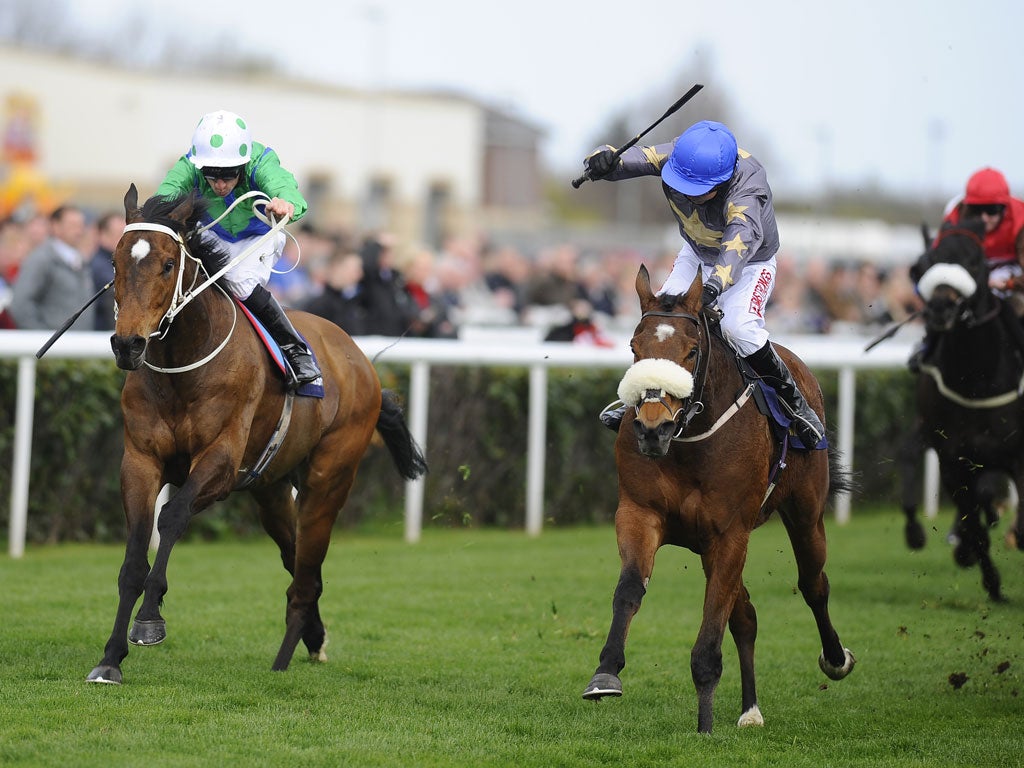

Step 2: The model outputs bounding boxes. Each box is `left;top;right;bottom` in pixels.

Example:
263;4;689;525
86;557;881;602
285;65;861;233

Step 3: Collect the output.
236;391;295;489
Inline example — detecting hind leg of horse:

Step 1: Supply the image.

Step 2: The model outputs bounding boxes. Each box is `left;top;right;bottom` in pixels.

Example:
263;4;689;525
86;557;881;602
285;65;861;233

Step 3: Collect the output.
729;584;763;727
86;456;161;683
271;450;364;672
252;481;329;661
779;511;855;681
583;510;661;701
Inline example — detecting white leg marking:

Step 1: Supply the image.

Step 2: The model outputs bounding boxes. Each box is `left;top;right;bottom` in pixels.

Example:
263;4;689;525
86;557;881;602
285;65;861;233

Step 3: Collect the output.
737;704;764;727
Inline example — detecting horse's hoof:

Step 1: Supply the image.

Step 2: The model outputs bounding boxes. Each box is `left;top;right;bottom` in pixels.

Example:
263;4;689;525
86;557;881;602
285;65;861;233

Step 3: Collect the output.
86;665;122;685
819;647;856;680
904;521;926;550
737;704;764;728
129;619;166;646
582;672;622;700
309;634;329;663
953;543;979;568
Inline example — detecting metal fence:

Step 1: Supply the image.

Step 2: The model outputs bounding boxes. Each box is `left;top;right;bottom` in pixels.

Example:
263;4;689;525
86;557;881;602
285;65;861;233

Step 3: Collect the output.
2;329;933;557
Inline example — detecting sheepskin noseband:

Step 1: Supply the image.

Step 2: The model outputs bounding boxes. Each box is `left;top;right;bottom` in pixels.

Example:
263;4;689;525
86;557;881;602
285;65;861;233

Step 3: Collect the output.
917;262;977;302
617;358;695;406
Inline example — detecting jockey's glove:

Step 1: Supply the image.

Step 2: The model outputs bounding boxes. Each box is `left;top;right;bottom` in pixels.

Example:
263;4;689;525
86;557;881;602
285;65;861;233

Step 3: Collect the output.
585;148;619;179
701;276;723;308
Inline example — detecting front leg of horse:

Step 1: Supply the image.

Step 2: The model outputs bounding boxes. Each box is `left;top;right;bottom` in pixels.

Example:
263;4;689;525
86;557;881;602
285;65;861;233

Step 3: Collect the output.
128;486;199;644
729;585;763;728
86;524;153;684
582;564;647;701
898;428;926;549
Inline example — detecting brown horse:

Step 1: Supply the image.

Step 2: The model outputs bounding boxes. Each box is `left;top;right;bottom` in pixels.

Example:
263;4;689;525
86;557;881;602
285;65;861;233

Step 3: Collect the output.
86;185;426;684
582;265;854;733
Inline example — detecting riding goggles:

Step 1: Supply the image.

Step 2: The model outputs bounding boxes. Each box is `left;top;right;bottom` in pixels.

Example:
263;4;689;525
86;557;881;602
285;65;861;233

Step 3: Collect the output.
965;203;1005;217
203;166;244;183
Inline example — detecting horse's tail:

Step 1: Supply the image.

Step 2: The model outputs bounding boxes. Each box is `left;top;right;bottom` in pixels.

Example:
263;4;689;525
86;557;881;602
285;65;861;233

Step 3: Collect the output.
827;444;858;499
376;389;428;480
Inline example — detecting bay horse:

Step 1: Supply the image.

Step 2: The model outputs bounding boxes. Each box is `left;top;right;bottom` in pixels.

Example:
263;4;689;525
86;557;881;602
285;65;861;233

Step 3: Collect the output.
905;220;1024;600
86;185;427;684
582;265;855;733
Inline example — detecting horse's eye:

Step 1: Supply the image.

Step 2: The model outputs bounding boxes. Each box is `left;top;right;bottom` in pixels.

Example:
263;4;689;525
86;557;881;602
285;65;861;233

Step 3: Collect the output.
162;260;174;275
686;348;698;360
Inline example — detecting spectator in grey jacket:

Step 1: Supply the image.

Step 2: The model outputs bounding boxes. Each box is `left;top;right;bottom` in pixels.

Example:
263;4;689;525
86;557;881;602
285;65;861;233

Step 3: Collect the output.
9;205;93;331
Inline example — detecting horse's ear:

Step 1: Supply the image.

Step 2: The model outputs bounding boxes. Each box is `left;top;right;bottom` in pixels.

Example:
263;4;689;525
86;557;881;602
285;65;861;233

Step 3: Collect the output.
123;184;142;223
682;267;704;311
635;264;655;307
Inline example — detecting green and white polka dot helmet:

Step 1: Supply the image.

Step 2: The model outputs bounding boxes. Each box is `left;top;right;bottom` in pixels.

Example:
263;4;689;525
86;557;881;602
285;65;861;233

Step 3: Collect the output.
188;110;252;169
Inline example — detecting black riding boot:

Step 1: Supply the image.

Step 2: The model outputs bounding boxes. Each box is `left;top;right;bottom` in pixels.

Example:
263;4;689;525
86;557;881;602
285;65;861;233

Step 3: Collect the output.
745;341;824;449
599;402;627;431
243;285;322;387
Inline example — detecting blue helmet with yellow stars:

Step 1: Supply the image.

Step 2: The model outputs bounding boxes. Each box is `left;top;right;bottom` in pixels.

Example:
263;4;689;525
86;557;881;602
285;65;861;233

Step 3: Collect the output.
661;120;738;196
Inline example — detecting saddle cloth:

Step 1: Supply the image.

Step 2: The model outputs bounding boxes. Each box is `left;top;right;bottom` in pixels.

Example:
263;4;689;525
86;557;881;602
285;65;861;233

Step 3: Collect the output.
737;358;827;451
236;300;324;398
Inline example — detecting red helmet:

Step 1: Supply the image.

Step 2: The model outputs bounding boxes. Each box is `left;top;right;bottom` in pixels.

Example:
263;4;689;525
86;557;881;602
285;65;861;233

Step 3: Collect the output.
963;167;1010;206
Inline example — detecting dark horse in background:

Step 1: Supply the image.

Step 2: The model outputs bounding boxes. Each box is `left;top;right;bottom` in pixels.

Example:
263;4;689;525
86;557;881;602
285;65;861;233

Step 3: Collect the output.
582;265;854;733
906;219;1024;601
87;185;427;684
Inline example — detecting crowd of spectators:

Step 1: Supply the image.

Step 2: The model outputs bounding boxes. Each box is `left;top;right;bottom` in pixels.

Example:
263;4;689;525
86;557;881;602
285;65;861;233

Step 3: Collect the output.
0;204;925;345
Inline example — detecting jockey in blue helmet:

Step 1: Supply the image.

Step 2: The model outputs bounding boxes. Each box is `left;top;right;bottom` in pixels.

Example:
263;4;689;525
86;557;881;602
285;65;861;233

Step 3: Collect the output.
582;120;825;450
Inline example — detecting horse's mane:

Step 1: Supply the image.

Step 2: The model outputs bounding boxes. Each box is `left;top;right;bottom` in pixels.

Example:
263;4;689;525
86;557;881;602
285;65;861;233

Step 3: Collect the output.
138;193;230;269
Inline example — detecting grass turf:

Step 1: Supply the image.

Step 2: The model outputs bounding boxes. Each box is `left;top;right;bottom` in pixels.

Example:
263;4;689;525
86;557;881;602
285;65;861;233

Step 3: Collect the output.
0;510;1021;767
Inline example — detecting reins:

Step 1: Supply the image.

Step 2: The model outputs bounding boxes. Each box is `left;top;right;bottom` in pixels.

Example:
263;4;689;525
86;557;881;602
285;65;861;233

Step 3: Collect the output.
122;192;292;374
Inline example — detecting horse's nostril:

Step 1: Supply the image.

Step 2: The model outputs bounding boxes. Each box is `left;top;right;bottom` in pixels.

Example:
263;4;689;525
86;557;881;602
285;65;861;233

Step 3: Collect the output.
111;334;147;361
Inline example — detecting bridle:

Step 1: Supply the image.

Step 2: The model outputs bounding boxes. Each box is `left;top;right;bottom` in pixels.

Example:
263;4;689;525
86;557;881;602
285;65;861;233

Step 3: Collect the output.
636;307;712;438
118;192;290;374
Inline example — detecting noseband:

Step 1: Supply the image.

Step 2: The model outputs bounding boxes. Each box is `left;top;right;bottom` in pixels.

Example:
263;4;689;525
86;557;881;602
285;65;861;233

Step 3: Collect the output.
637;308;711;436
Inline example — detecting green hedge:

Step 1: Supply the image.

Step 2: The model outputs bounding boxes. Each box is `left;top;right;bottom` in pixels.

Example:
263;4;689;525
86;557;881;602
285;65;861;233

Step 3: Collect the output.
0;358;918;544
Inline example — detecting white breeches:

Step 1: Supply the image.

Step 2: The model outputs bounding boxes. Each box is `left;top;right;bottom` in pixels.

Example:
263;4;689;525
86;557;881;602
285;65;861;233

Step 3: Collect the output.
200;230;286;300
659;240;775;357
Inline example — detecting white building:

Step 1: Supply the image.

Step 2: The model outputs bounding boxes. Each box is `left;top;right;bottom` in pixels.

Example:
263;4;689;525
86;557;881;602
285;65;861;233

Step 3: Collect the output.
0;44;545;245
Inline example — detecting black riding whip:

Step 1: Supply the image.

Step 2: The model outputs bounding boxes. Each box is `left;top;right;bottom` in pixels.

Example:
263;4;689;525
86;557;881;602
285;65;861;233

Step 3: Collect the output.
863;311;922;353
35;280;113;359
572;83;704;189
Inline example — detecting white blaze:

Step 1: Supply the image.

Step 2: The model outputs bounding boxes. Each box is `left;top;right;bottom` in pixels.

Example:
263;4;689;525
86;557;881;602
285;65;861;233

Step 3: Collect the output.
131;238;151;262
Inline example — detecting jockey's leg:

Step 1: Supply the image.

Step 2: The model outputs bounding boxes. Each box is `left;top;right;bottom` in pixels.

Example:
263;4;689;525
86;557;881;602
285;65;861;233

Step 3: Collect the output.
745;341;824;449
242;285;322;386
